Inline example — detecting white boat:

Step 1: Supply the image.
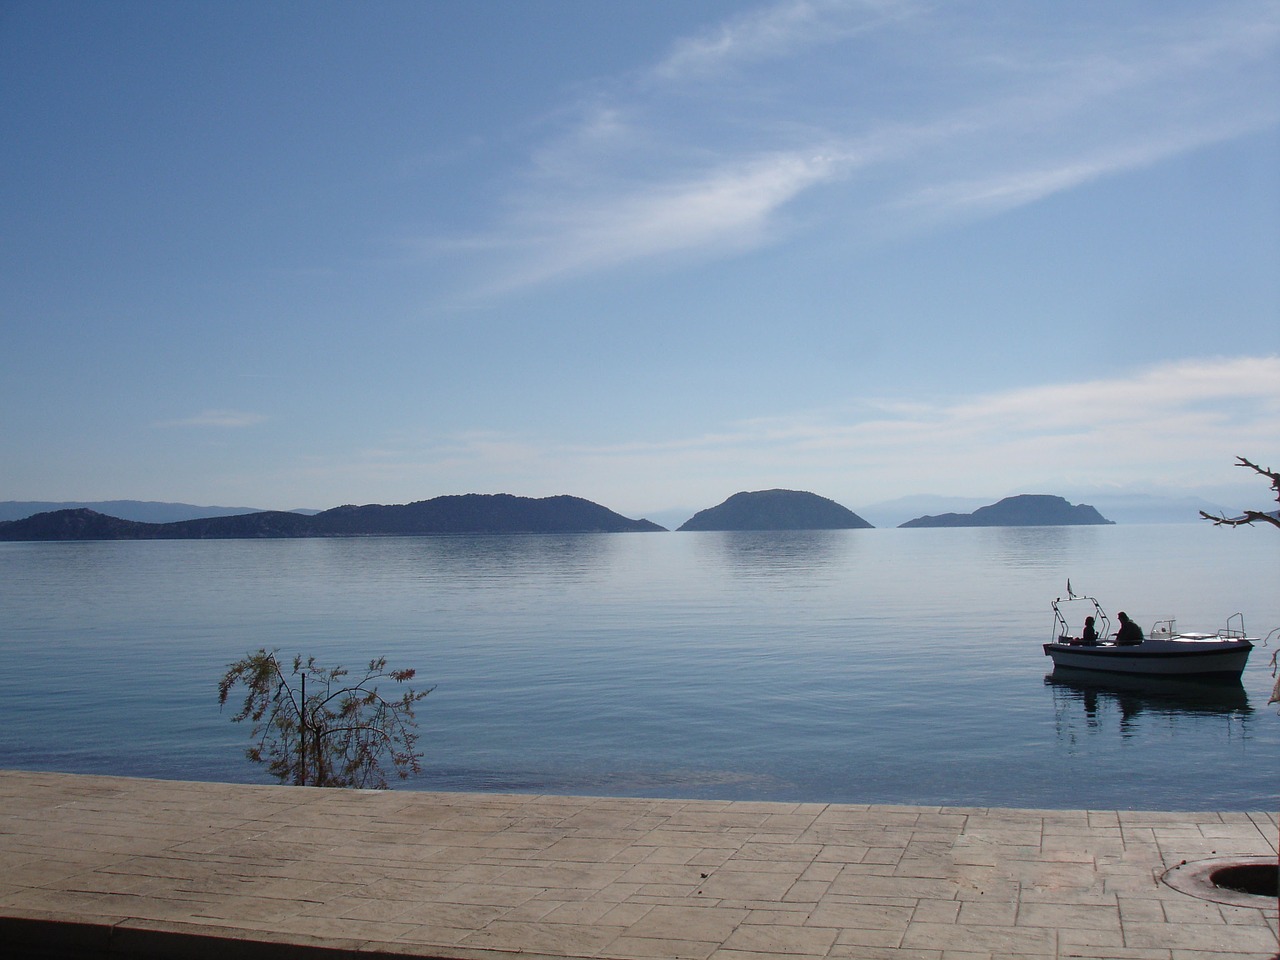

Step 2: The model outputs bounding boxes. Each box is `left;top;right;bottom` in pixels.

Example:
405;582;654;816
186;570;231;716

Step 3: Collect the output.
1042;592;1255;679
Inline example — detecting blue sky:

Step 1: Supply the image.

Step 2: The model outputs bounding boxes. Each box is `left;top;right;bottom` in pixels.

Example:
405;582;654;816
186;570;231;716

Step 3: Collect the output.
3;0;1278;519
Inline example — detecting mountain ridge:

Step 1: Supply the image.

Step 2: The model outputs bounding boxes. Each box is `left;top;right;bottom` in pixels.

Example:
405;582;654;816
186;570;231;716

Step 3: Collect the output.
0;494;664;541
899;494;1113;528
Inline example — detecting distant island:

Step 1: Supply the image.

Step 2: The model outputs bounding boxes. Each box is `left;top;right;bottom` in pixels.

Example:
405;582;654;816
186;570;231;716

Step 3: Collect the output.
0;494;665;541
678;489;873;531
899;494;1113;528
0;500;299;524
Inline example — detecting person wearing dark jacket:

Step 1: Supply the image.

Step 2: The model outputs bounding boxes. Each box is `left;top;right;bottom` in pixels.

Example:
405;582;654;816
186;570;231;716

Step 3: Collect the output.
1115;611;1143;645
1079;616;1099;645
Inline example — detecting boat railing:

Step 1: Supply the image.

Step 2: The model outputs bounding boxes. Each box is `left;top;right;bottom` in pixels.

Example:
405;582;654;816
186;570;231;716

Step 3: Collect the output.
1051;595;1109;645
1219;612;1247;640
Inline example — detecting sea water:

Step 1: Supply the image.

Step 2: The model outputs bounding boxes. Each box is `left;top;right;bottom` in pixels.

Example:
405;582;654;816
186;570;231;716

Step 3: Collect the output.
0;524;1276;809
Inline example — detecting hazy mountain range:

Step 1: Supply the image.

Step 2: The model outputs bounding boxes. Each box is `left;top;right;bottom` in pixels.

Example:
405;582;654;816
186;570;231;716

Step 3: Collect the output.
0;487;1246;535
0;500;316;523
0;495;662;540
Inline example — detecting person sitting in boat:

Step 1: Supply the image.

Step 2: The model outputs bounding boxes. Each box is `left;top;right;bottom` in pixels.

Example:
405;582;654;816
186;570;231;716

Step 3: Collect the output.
1114;611;1144;645
1067;616;1099;645
1078;616;1099;645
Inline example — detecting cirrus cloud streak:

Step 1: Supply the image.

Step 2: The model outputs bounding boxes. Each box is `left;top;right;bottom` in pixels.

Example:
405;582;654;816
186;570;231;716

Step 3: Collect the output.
437;0;1280;298
153;410;267;429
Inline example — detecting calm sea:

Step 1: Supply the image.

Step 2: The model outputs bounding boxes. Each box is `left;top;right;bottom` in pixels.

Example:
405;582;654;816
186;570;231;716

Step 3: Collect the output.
1;525;1276;809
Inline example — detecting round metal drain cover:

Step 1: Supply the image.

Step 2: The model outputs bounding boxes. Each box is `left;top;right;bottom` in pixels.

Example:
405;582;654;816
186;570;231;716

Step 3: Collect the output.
1163;856;1278;907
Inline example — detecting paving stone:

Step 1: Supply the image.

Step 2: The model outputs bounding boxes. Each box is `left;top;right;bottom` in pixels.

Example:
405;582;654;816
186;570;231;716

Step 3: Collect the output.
610;933;719;959
462;917;625;955
1058;925;1127;949
743;906;812;926
786;878;834;903
721;918;839;955
955;900;1018;925
808;899;914;931
0;770;1275;960
697;867;804;903
1125;920;1278;953
911;899;961;925
902;920;1059;954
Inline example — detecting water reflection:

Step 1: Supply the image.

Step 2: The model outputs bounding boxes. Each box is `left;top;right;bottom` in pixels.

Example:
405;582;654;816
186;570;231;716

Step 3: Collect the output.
984;526;1098;568
1046;668;1252;739
689;529;852;578
379;533;621;585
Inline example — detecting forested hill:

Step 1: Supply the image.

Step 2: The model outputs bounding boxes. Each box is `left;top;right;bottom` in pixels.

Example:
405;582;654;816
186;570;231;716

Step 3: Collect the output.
678;489;873;531
0;494;665;540
899;494;1113;527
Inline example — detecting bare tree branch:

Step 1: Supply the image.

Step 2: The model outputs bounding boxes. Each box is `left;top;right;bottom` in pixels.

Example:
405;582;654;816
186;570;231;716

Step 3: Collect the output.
1198;456;1280;529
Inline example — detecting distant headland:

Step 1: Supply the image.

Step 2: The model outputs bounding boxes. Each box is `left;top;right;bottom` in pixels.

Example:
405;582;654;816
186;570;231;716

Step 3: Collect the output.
898;494;1113;528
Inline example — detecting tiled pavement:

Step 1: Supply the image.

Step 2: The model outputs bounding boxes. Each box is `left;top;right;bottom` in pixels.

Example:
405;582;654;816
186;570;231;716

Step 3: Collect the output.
0;770;1275;959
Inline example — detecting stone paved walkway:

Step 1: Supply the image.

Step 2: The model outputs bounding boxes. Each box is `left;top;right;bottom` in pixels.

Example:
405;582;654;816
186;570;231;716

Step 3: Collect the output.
0;771;1275;959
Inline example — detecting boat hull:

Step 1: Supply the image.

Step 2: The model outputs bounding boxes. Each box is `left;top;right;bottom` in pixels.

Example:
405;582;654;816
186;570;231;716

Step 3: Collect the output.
1042;639;1253;678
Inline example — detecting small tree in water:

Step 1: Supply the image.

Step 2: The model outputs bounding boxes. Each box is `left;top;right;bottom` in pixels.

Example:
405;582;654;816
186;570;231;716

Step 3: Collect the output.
218;650;433;788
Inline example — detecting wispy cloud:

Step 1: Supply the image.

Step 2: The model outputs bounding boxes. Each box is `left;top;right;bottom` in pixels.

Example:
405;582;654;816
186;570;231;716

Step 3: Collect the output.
300;356;1279;512
651;0;911;80
153;410;266;429
439;0;1280;297
475;151;843;294
669;356;1280;494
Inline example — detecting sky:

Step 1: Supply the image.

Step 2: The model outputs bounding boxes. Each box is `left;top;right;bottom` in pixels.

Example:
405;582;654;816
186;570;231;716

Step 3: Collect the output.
3;0;1279;521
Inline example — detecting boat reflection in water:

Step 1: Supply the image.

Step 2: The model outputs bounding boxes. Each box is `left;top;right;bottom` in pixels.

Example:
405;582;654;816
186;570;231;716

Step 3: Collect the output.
1046;667;1252;739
